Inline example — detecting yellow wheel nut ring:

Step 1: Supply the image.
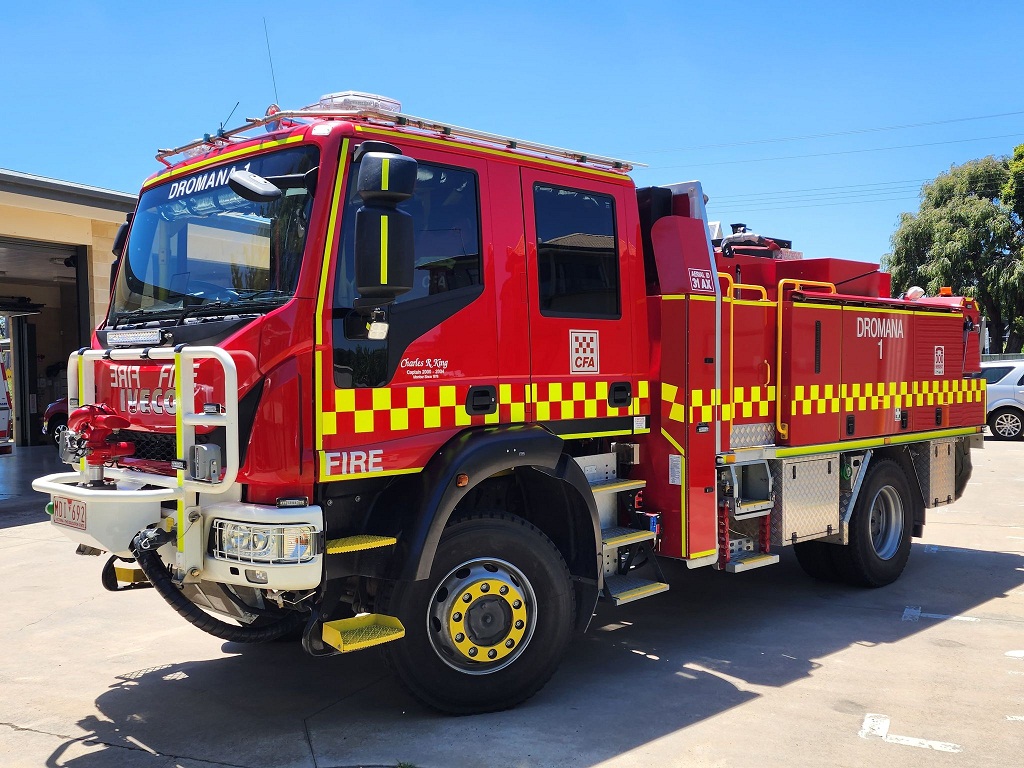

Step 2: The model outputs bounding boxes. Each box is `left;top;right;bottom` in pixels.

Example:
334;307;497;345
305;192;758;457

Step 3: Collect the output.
447;578;528;662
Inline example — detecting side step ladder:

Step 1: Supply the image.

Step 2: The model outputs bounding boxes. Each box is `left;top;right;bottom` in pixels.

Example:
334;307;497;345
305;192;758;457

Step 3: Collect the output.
578;450;670;606
601;526;670;604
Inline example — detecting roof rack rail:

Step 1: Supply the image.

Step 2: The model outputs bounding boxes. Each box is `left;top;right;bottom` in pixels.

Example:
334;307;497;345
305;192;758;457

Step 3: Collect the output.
155;107;644;173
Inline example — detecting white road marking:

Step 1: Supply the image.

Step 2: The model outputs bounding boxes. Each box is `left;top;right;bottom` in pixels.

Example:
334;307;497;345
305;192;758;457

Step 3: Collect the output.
902;606;980;622
859;714;962;752
1007;651;1024;659
1007;716;1024;721
923;544;940;553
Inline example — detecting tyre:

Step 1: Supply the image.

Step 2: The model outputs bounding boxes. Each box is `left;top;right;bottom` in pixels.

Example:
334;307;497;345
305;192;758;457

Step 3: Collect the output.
48;414;67;448
988;407;1024;440
831;460;913;588
792;540;843;582
379;512;574;714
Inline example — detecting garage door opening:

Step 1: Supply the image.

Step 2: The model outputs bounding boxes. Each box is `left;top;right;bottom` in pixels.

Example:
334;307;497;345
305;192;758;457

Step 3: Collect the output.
0;237;90;447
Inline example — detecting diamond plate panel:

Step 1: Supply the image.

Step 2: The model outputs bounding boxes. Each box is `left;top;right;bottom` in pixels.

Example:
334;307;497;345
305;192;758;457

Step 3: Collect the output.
910;438;957;507
730;422;775;448
770;454;841;546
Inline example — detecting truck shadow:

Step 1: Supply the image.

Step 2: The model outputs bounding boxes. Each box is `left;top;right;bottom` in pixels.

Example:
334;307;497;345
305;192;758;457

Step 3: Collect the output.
47;543;1024;768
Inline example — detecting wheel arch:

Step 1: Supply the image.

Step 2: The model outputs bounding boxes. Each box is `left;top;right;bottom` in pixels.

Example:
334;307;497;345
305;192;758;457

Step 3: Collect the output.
987;399;1024;417
373;425;601;628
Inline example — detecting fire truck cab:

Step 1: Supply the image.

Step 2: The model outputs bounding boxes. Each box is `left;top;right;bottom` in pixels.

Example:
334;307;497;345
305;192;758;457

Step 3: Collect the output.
34;91;985;714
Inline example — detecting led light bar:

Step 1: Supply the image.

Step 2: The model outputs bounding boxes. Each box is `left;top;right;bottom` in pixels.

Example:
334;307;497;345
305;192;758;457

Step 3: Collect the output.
316;90;401;113
106;329;162;347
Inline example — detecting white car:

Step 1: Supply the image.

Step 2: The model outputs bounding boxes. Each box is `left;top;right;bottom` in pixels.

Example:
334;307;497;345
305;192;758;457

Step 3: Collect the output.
981;360;1024;440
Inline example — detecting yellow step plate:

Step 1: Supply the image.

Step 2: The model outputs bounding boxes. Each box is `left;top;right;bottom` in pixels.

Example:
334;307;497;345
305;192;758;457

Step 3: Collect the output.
322;614;405;653
113;566;149;584
325;535;397;554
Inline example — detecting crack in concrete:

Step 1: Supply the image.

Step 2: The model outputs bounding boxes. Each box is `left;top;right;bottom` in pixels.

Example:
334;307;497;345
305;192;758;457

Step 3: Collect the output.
18;595;98;631
0;719;258;768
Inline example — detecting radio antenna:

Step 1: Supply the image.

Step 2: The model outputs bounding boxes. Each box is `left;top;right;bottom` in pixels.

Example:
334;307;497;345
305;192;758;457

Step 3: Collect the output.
263;17;280;104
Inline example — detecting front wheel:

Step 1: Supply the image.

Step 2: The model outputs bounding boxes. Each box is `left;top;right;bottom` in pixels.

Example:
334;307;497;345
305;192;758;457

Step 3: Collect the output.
832;460;914;588
989;408;1024;440
379;512;574;714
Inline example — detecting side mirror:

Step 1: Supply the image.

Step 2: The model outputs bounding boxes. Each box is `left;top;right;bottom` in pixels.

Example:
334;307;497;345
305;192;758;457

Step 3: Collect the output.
110;212;132;294
228;170;282;203
354;153;417;305
112;215;132;258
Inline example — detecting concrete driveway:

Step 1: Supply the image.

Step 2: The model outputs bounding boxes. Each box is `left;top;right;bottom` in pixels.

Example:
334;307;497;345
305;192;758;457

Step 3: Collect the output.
2;441;1022;768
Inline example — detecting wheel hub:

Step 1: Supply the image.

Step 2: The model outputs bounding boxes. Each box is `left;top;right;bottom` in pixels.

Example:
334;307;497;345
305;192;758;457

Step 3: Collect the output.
995;412;1022;437
428;559;536;674
869;485;904;560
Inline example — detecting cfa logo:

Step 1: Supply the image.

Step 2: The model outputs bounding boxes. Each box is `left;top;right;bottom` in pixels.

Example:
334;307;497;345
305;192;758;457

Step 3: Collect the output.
570;330;600;374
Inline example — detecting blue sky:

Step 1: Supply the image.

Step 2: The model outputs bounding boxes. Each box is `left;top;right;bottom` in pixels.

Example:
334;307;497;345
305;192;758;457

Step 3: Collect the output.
3;1;1022;263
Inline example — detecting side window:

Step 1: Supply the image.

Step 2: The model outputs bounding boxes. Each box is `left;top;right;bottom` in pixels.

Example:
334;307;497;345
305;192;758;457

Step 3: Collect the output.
332;158;482;388
533;183;619;318
982;366;1012;384
334;161;481;311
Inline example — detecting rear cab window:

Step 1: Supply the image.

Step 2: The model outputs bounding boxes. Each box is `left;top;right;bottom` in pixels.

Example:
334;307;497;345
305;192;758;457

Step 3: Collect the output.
532;183;620;318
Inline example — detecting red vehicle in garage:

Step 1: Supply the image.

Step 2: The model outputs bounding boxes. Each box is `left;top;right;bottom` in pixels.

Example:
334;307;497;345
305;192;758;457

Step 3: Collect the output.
41;396;68;447
34;91;986;713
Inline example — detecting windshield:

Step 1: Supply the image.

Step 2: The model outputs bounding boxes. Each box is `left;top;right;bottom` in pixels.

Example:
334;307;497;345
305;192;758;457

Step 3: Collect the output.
108;145;320;325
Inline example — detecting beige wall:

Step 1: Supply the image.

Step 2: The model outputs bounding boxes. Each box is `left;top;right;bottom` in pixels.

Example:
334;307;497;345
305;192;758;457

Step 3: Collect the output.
0;190;126;329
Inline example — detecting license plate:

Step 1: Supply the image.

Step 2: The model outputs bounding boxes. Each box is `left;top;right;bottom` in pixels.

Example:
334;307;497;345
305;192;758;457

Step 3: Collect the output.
53;496;87;531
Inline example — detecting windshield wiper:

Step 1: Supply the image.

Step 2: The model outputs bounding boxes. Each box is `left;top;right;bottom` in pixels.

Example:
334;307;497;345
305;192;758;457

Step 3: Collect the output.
180;297;289;320
233;289;291;301
112;307;186;327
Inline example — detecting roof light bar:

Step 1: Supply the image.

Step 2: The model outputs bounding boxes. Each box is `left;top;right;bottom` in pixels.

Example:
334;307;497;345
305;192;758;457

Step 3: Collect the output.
155;92;642;173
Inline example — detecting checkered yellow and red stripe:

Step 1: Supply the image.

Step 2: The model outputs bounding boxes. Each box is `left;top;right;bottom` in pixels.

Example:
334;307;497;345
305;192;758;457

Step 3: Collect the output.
321;380;651;437
661;378;984;424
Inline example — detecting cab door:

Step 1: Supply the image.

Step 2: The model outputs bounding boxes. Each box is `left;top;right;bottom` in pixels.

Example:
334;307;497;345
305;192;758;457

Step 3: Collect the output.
520;169;639;438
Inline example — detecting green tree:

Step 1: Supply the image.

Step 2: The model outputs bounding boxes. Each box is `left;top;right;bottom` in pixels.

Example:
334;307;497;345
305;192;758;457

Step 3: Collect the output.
1002;143;1024;229
887;155;1024;353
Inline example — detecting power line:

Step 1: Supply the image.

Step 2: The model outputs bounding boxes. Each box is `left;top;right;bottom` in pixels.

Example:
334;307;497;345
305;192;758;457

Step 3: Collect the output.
713;178;931;201
710;194;921;214
716;182;925;202
647;133;1024;170
711;184;1009;215
639;109;1024;154
713;181;1006;207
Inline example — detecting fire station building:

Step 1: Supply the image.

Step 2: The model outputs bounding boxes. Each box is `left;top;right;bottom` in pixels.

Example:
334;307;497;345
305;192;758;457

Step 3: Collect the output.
0;169;135;446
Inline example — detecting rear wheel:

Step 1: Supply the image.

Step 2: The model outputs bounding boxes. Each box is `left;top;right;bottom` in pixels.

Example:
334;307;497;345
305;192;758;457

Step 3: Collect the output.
832;460;913;588
988;408;1024;440
380;512;574;714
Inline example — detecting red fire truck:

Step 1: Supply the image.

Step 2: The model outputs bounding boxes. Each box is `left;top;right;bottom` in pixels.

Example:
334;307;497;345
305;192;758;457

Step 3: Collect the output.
34;91;985;714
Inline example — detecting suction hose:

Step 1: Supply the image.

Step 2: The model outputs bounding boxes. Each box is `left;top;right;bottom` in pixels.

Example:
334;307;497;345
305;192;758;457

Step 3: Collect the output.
131;530;306;643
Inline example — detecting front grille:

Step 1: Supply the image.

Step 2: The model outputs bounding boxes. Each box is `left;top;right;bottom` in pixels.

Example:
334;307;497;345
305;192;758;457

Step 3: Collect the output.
119;430;177;462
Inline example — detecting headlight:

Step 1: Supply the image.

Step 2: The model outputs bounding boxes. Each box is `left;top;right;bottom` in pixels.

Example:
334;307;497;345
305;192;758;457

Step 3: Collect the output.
212;520;318;564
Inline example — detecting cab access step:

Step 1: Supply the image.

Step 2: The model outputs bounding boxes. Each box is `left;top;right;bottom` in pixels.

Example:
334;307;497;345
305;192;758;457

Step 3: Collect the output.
578;449;670;606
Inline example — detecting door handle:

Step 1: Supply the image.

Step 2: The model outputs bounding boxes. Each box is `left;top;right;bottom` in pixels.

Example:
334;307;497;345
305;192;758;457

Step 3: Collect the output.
608;381;632;408
466;386;497;415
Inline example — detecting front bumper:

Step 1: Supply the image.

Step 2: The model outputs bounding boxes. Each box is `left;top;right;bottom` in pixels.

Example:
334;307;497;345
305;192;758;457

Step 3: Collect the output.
32;472;324;590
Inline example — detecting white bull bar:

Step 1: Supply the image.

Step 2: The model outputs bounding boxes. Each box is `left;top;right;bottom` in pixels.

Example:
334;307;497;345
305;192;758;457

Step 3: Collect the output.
32;345;240;563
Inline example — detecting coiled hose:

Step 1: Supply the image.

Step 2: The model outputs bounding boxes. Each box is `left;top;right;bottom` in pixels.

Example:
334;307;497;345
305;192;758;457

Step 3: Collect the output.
131;531;306;643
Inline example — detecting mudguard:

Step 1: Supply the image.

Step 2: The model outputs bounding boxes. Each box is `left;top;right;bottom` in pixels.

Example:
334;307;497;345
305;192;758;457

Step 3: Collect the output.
397;424;600;582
